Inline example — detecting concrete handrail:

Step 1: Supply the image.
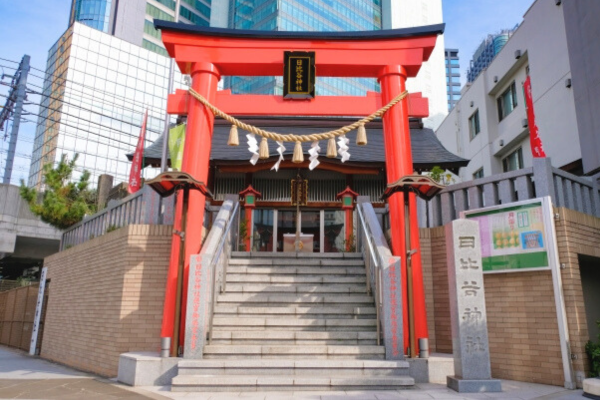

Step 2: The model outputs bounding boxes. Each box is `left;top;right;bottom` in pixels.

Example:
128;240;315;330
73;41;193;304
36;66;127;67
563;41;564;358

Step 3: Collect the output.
197;194;239;345
60;185;175;250
357;196;396;347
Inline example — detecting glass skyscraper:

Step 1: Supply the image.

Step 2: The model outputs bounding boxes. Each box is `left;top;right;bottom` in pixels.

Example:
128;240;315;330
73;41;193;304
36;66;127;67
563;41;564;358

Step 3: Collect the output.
466;26;518;83
445;49;460;111
70;0;114;32
29;23;184;188
227;0;382;96
68;0;211;58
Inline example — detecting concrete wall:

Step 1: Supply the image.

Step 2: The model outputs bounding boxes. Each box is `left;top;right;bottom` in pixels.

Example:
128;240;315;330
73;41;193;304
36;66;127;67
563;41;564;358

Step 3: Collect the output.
421;207;600;387
0;184;61;259
436;0;580;180
113;0;146;46
41;225;171;377
563;1;600;175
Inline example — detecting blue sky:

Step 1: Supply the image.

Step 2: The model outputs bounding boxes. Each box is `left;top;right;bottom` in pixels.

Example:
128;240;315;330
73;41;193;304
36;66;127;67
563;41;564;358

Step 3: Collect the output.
0;0;534;185
0;0;71;185
443;0;534;84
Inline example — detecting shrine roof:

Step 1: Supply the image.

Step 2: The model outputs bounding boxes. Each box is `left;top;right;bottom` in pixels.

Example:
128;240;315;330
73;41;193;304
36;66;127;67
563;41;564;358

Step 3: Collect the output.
154;21;445;41
130;117;469;173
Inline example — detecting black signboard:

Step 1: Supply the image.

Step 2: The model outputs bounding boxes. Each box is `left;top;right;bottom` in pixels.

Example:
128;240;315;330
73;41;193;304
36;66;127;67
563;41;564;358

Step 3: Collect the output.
283;51;315;99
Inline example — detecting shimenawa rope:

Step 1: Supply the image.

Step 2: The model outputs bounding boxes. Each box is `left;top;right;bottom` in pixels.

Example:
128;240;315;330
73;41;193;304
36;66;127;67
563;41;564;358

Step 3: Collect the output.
188;88;409;143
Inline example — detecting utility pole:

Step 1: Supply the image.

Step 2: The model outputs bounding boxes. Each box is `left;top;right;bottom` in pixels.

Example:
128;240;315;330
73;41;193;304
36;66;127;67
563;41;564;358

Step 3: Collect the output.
1;55;30;184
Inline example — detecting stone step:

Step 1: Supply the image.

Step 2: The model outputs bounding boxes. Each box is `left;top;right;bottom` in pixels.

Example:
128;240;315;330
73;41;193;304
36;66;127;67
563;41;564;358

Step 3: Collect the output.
231;252;363;260
214;305;376;317
217;293;374;306
227;266;366;276
209;330;378;345
212;317;377;330
226;275;366;284
177;359;409;376
229;258;365;267
171;374;414;392
202;345;385;360
225;284;368;294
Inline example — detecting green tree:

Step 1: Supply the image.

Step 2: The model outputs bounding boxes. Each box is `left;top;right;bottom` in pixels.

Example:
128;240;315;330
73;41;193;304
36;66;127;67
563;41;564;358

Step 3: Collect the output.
20;154;96;230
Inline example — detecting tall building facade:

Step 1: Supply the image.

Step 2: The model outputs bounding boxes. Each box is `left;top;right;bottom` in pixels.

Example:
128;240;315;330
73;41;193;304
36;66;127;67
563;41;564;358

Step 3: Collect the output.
69;0;211;57
28;23;184;188
466;27;517;83
436;0;600;180
444;49;460;111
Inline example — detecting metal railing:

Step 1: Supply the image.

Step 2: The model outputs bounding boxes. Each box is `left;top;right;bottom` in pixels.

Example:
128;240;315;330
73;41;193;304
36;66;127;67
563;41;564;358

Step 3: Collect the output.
356;198;388;346
201;195;240;345
60;185;174;250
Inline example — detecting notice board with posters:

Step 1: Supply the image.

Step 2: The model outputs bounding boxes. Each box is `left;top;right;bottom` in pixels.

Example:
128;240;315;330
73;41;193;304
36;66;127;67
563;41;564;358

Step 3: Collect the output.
461;197;557;274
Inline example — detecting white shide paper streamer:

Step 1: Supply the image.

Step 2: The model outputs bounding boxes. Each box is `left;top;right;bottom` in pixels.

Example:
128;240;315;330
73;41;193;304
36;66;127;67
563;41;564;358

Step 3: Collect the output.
308;141;321;170
337;135;350;163
270;141;286;171
247;133;259;165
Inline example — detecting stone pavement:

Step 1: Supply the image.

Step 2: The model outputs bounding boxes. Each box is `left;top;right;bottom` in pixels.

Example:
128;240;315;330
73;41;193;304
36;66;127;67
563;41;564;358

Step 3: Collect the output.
0;345;585;400
0;346;169;399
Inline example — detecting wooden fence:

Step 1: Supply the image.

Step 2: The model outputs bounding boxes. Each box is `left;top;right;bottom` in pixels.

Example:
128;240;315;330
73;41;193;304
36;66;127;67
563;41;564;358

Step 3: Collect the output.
0;284;48;353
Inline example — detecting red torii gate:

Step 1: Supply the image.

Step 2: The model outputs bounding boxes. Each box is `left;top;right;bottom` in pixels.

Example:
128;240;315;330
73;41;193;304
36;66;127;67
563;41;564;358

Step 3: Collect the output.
157;21;444;357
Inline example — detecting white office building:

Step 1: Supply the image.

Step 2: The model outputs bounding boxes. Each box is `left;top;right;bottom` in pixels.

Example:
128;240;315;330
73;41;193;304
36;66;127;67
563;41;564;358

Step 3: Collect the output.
435;0;600;181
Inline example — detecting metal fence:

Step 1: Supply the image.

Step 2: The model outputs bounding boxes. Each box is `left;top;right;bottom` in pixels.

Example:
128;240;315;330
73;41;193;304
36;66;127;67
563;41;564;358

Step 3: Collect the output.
418;158;600;228
61;185;175;250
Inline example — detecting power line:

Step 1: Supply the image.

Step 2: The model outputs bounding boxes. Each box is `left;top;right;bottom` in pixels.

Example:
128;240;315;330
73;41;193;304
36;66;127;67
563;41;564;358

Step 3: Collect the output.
25;61;175;115
1;61;172;117
21;86;163;137
22;107;142;150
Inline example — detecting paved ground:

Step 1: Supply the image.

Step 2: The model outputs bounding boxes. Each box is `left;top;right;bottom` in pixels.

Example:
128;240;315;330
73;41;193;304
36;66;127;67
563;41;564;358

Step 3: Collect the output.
0;345;586;400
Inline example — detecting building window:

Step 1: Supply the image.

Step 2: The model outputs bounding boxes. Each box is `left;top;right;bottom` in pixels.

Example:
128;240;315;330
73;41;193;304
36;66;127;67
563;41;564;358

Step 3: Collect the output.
497;81;518;121
502;147;523;172
473;168;484;180
469;109;480;140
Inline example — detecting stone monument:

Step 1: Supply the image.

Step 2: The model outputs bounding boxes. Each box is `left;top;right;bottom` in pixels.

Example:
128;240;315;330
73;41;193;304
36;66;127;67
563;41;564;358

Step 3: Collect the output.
446;219;501;392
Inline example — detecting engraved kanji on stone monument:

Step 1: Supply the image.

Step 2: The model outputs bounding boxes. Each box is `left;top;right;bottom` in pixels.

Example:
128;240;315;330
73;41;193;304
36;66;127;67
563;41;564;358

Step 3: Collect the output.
446;219;501;393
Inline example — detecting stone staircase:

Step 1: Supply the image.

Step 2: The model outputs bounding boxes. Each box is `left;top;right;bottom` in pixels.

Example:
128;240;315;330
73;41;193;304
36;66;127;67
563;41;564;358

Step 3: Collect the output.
171;252;414;392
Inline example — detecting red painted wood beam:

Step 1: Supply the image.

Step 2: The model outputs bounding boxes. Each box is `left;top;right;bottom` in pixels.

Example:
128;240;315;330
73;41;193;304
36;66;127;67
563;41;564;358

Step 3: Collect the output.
167;90;429;118
160;31;439;78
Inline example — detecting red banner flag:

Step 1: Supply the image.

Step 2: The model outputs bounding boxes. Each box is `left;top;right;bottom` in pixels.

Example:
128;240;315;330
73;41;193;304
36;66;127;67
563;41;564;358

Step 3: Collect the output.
128;110;148;193
523;76;546;158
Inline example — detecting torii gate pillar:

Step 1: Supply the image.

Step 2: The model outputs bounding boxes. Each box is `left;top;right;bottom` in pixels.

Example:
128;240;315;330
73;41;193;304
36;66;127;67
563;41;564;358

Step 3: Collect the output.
161;62;220;354
379;65;428;356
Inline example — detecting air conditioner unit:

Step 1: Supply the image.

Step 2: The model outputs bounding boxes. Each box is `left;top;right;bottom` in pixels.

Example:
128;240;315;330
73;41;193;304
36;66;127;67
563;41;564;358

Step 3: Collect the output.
522;119;529;128
515;50;522;59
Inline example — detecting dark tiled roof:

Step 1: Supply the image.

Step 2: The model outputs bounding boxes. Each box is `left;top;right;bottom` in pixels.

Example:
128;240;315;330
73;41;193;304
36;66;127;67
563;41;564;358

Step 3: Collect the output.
129;117;469;172
155;20;445;41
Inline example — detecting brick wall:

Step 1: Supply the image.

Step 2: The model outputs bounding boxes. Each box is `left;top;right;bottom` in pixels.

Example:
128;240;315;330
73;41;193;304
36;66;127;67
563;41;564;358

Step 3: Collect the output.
420;207;600;387
41;225;171;377
554;208;600;383
484;271;563;385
